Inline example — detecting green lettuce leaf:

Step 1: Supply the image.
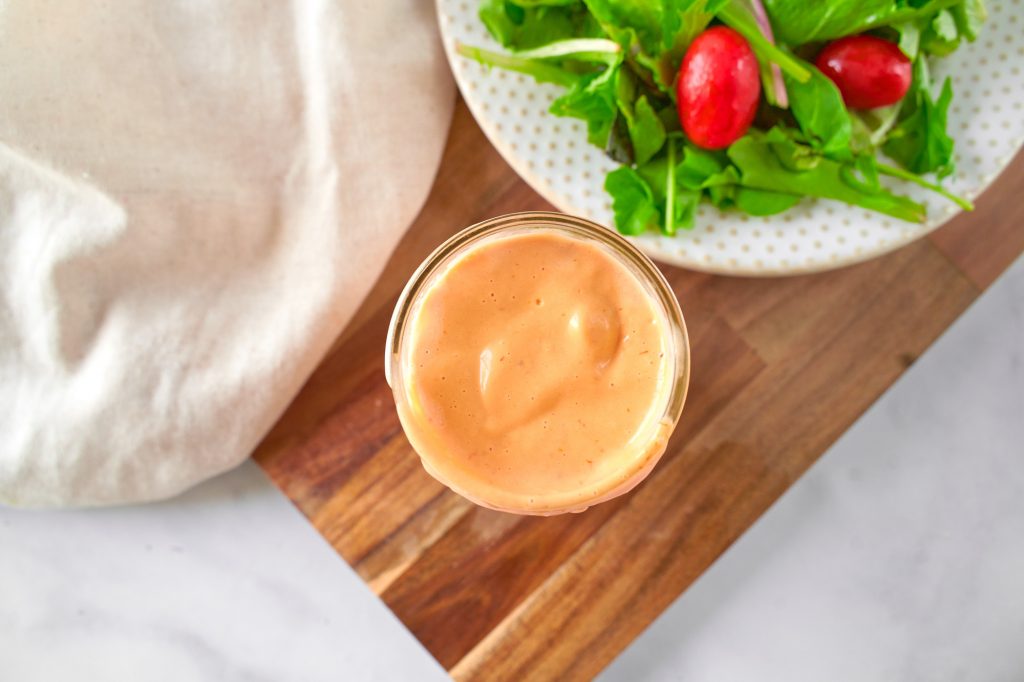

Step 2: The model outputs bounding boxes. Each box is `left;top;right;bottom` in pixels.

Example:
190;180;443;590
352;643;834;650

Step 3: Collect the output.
675;143;728;190
953;0;986;41
606;136;705;235
456;38;625;148
729;128;927;222
883;1;986;59
895;21;921;58
605;166;661;234
551;65;622;147
614;68;667;164
735;187;801;215
578;0;718;94
480;0;601;50
785;60;854;161
635;137;701;233
882;58;956;178
762;0;967;46
921;8;960;56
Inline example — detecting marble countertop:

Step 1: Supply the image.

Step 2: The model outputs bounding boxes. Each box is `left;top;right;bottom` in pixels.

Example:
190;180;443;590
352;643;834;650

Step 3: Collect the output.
2;255;1022;681
602;255;1024;682
0;462;447;681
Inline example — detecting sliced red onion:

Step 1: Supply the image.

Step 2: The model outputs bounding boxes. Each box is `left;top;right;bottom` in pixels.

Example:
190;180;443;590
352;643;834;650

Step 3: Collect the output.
749;0;788;108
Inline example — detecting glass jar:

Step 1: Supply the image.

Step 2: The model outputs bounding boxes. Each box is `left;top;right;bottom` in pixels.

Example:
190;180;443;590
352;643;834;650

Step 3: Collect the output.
386;212;690;514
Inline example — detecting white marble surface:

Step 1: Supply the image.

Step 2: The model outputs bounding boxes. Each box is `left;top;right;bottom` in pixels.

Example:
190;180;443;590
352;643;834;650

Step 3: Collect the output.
3;256;1022;682
0;461;447;681
601;255;1024;682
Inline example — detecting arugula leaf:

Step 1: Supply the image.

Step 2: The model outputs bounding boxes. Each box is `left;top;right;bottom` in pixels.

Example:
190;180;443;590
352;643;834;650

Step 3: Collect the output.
785;61;854;161
663;0;723;51
457;44;577;86
762;0;965;46
729;128;927;222
480;0;601;50
628;96;667;164
885;1;986;60
614;68;667;164
582;0;663;54
552;66;621;147
768;132;824;171
580;0;719;52
735;187;801;215
705;183;734;207
931;8;960;40
456;38;625;147
850;104;903;152
857;115;971;210
605;166;660;234
952;0;986;41
894;21;921;59
876;161;972;210
678;146;742;208
662;139;681;232
582;0;720;95
456;37;622;87
921;8;960;56
490;36;623;63
882;58;955;178
675;143;729;190
653;0;724;93
762;0;897;45
605;136;707;235
635;138;702;233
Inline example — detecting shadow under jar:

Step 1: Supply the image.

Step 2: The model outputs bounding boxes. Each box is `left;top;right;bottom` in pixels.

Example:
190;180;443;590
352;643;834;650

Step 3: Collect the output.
386;212;689;515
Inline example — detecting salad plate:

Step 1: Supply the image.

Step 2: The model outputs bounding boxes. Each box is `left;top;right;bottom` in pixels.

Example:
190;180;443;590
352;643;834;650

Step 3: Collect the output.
436;0;1024;275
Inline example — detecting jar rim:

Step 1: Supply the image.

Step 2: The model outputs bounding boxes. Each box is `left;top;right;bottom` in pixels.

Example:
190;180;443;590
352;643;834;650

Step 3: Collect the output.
385;212;690;514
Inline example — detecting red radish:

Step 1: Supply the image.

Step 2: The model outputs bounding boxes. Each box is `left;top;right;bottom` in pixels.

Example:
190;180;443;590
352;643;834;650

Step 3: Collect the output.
815;35;912;109
677;26;761;150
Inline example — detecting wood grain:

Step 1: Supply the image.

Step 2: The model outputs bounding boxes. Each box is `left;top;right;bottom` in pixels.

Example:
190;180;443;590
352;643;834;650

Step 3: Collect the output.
254;99;1023;679
929;149;1024;289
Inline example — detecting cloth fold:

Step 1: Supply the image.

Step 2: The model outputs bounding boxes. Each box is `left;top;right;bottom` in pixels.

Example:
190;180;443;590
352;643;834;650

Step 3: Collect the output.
0;0;454;506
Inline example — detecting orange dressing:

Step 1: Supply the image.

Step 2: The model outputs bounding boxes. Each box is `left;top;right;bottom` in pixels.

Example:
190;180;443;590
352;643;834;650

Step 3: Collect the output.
394;229;677;514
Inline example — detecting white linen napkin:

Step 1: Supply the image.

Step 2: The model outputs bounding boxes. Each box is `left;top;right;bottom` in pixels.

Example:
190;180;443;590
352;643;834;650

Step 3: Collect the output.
0;0;455;506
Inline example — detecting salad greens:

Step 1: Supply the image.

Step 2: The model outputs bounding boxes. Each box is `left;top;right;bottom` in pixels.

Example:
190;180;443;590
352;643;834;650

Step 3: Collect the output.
883;58;956;178
459;0;982;236
761;0;973;46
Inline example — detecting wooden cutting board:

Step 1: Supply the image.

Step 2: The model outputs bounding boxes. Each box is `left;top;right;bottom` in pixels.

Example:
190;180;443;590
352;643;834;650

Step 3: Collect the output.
255;99;1024;681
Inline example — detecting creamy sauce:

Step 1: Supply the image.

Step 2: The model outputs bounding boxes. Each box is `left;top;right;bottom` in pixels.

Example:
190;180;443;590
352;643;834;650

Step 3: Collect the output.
396;230;676;514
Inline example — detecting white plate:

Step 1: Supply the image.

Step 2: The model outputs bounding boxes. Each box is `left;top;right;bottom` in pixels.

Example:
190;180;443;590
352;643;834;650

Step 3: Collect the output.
437;0;1024;275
